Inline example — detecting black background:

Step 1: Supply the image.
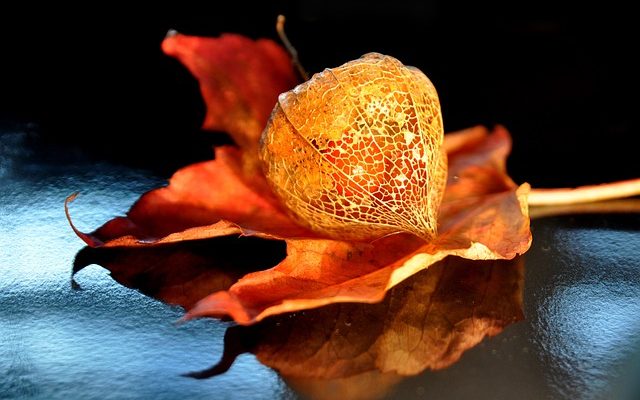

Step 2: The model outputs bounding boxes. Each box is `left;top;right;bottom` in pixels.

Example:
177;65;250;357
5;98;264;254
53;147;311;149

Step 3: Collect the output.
2;1;638;186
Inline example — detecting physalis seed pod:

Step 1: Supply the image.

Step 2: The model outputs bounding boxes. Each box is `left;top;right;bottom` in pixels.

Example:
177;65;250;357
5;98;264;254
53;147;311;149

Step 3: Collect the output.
260;53;446;241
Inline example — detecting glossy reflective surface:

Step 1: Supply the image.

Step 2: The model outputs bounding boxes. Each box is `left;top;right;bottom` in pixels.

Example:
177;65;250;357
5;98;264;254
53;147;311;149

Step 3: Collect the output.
0;131;286;399
1;129;639;399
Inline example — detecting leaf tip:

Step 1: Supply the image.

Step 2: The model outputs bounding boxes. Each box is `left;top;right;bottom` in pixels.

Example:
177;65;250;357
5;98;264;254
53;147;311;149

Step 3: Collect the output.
71;278;82;291
184;291;255;325
64;192;104;248
165;29;179;39
161;30;183;57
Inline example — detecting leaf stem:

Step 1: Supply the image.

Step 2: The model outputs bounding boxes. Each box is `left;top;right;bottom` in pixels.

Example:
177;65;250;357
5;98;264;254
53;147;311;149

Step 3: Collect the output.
528;178;640;206
276;15;309;81
529;198;640;219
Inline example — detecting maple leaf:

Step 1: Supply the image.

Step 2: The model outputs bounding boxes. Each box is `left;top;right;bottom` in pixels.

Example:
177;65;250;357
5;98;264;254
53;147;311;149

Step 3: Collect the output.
67;33;531;325
162;32;298;165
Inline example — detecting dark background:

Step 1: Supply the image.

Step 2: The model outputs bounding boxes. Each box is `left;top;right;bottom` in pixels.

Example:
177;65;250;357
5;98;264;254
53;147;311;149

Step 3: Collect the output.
2;1;638;186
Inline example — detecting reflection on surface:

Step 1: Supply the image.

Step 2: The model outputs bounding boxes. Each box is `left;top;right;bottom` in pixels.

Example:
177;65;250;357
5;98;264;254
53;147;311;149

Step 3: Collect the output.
285;371;404;400
78;237;524;399
527;216;640;399
211;256;524;376
73;237;286;309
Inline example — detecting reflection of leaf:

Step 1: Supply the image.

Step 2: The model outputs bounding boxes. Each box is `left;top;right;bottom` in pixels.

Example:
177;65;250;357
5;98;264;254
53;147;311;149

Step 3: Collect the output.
285;371;403;400
77;238;522;394
73;237;285;309
188;257;523;388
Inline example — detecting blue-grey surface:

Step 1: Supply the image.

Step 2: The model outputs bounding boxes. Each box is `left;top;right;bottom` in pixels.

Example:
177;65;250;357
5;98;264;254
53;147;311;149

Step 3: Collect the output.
1;128;639;399
0;130;289;400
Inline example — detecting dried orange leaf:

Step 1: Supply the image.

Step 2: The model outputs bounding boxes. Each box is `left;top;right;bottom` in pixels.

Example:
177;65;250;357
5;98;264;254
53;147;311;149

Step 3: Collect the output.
69;127;529;324
162;33;298;161
68;33;532;328
67;147;313;248
67;34;307;247
66;127;506;249
261;53;446;241
184;127;531;324
68;127;529;319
